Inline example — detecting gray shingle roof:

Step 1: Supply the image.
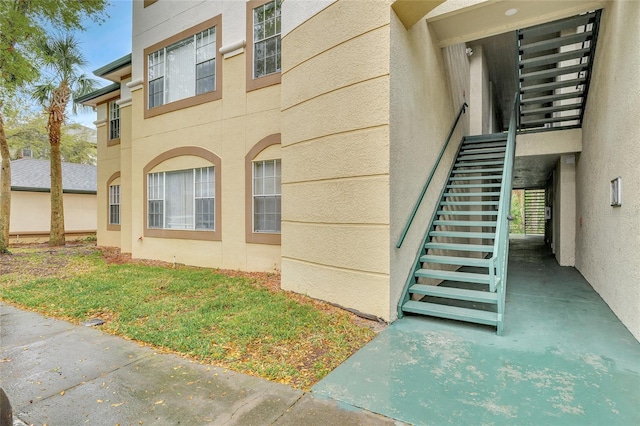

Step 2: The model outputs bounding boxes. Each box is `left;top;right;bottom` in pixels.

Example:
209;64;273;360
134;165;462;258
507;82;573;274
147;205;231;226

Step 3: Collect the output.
10;158;97;193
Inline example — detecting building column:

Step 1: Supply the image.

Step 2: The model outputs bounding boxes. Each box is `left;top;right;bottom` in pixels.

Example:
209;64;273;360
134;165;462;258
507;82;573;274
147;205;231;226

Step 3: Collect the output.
555;154;576;266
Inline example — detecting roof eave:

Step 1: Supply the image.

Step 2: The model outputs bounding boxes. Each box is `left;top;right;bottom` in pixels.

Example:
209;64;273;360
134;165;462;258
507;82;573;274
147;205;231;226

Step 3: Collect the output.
75;83;121;107
94;53;132;82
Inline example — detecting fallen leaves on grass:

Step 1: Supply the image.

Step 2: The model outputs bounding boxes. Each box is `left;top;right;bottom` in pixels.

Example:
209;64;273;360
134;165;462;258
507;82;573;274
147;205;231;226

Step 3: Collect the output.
0;243;382;389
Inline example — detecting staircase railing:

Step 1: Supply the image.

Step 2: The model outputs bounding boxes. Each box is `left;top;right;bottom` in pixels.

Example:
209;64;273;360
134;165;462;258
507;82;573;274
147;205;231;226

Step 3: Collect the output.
490;94;518;335
396;102;468;249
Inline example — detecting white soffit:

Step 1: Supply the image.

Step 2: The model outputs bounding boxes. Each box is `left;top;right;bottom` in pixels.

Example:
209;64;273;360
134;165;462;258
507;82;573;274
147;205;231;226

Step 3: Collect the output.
427;0;606;47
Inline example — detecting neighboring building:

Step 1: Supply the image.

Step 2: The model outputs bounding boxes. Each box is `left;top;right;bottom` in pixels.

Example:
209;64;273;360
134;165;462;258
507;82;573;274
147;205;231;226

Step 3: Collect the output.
78;0;639;341
9;158;97;242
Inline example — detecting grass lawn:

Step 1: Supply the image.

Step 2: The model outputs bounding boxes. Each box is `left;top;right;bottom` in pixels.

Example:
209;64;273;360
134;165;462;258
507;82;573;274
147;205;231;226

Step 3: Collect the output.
0;243;378;389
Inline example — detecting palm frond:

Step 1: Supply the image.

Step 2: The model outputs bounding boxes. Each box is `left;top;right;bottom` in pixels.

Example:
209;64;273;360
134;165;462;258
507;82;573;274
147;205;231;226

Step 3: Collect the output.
70;74;99;115
31;83;55;108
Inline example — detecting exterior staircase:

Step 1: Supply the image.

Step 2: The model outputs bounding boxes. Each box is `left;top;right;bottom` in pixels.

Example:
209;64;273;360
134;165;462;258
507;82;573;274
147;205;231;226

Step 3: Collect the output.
399;133;512;334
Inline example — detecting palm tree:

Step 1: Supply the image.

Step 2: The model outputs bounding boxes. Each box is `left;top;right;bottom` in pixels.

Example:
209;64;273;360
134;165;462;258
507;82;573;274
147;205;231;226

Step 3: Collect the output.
0;103;10;253
33;34;96;246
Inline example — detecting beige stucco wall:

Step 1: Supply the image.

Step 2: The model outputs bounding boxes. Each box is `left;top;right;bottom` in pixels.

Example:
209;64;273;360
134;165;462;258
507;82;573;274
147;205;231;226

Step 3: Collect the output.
127;50;281;271
114;0;283;271
576;0;640;341
95;101;122;249
280;0;392;320
388;7;470;320
553;155;576;266
9;191;96;238
516;128;582;157
468;44;492;135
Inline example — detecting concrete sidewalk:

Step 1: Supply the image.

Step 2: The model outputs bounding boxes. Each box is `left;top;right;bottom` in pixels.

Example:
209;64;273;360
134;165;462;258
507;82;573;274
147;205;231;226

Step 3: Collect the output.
0;303;398;425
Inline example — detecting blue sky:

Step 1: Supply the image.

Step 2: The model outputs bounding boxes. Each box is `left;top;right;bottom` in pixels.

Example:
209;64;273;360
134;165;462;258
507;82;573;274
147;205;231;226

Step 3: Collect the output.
72;0;133;127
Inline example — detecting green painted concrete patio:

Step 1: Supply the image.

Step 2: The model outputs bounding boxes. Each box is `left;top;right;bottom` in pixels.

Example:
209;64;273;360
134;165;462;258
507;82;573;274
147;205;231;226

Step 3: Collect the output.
314;236;640;425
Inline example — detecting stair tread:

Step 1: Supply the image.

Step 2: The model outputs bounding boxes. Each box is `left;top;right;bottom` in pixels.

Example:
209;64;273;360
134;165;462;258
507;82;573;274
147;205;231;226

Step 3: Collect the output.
520;91;584;105
416;268;490;283
437;210;498;216
433;220;497;227
518;13;594;38
455;160;504;167
447;183;502;188
443;192;501;197
463;134;508;143
402;300;498;325
458;153;506;161
429;231;496;239
460;147;507;154
425;242;494;252
521;102;583;116
420;254;493;266
462;141;507;148
520;48;591;68
452;168;504;174
520;77;586;94
409;284;498;303
520;63;589;82
520;30;592;54
441;201;499;205
449;175;503;181
521;114;582;126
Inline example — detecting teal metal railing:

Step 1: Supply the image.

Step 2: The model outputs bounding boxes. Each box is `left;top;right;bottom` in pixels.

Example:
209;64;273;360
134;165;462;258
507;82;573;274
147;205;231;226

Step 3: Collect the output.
489;94;518;335
396;102;468;249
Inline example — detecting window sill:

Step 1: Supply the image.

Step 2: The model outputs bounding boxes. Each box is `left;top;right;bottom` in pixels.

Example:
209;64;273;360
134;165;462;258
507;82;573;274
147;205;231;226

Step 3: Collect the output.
107;224;121;231
246;232;281;245
144;90;222;119
246;72;281;93
144;228;221;241
107;138;121;147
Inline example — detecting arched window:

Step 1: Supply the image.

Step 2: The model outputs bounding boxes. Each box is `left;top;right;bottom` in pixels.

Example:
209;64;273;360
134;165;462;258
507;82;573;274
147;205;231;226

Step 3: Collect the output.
245;134;281;244
143;147;221;241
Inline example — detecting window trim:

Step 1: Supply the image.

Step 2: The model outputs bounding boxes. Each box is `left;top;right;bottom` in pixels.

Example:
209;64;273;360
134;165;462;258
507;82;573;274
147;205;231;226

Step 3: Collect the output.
245;134;281;245
106;172;121;231
246;0;282;92
108;99;121;144
143;15;222;119
143;147;222;241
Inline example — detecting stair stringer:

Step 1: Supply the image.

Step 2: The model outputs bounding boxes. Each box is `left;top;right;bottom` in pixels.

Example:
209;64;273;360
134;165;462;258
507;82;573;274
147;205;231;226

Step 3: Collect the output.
397;136;468;318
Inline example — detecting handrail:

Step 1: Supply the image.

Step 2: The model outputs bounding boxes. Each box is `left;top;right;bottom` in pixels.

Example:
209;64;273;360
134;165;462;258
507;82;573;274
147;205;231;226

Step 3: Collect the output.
492;94;518;261
396;102;468;248
491;93;518;335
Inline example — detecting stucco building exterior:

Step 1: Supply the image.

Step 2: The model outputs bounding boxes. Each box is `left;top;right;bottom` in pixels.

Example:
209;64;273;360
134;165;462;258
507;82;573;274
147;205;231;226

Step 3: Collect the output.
79;0;639;341
9;158;97;242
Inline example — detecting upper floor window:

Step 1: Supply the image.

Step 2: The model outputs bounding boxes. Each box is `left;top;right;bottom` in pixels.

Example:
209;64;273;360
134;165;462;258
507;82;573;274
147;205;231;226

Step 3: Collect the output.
109;185;121;225
253;0;281;78
148;27;216;108
147;167;215;231
144;15;222;118
109;100;120;140
246;1;281;92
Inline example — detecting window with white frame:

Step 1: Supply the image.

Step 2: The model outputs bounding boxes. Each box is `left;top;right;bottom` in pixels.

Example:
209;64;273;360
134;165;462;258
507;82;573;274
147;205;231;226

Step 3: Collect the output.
253;159;281;233
147;167;215;230
109;185;121;225
109;100;120;140
253;0;281;78
148;26;216;109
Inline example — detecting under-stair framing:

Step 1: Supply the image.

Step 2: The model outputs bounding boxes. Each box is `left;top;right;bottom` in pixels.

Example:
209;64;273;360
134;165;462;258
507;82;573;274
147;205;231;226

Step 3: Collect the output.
518;10;602;131
399;132;513;334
